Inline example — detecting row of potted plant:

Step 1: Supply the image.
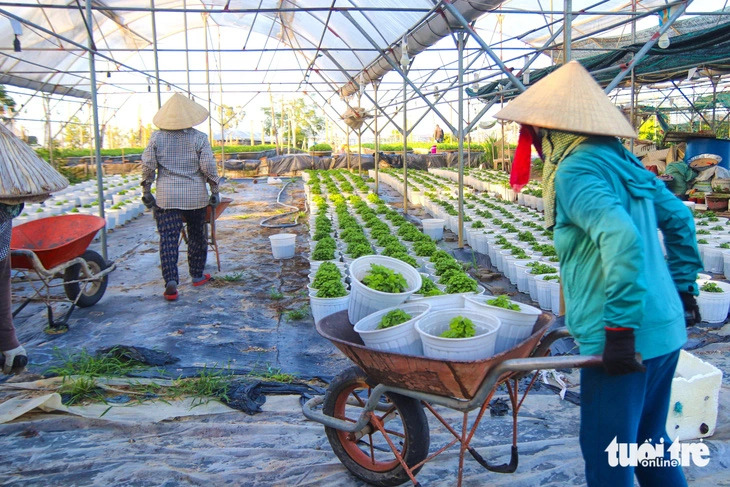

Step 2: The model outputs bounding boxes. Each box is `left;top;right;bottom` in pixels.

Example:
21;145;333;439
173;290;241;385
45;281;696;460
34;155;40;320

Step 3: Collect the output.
13;174;147;232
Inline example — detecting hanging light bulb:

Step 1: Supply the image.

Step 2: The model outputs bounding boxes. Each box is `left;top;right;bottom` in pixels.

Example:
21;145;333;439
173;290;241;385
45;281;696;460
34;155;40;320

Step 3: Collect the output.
400;36;410;70
359;73;366;97
658;33;670;49
656;7;673;49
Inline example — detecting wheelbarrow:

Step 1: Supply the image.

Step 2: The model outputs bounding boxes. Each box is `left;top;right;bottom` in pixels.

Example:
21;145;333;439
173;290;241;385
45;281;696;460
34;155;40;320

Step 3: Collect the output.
10;214;115;331
302;310;601;487
180;197;233;272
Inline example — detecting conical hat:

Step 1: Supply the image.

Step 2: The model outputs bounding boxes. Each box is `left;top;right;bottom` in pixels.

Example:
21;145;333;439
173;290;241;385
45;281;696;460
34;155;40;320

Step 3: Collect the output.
495;61;637;139
152;93;209;130
0;123;68;204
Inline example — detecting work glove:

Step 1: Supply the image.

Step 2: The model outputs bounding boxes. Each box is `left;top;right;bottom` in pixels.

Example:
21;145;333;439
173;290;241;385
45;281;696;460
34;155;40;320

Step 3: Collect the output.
602;328;646;376
209;193;221;208
1;345;28;375
141;192;156;210
679;292;701;328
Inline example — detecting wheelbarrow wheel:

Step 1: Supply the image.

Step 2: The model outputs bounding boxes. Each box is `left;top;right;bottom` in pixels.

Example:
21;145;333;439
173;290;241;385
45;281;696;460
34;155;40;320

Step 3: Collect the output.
63;250;109;308
323;366;429;487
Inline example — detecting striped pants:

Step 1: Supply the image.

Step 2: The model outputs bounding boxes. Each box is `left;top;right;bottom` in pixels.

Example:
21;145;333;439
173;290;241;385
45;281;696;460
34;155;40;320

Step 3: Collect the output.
156;208;207;284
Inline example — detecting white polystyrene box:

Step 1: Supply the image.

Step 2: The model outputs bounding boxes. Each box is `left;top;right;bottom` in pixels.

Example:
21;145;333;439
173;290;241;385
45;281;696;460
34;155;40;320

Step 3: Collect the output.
665;350;723;441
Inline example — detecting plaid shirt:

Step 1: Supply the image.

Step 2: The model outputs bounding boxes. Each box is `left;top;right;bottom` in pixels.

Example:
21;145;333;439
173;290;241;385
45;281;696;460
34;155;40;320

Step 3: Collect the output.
141;128;220;210
0;204;23;261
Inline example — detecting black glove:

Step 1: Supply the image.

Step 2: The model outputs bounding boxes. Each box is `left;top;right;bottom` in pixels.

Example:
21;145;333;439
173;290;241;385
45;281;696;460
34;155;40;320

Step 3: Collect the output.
142;192;156;210
209;193;221;208
602;328;646;376
679;292;701;328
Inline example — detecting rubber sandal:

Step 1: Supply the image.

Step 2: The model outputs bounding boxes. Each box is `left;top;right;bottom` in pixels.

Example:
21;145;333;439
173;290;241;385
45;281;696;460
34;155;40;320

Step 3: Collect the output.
164;281;178;301
193;274;213;287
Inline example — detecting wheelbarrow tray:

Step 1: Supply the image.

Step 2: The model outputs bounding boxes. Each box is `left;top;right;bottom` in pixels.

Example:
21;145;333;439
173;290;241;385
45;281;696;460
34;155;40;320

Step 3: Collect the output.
10;215;106;270
205;197;233;223
317;310;554;400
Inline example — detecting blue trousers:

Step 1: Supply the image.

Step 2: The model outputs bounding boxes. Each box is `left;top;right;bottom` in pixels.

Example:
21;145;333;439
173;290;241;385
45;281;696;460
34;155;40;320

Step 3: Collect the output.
156;208;207;284
580;349;687;487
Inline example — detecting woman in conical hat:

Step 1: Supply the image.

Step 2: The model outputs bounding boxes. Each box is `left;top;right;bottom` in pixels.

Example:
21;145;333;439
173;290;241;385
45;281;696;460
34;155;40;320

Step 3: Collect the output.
141;93;222;301
495;61;699;486
0;123;68;375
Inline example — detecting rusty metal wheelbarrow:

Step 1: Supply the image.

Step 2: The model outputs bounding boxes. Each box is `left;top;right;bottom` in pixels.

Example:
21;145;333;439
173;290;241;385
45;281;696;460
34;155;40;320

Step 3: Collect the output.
10;214;115;331
302;310;600;487
180;197;233;272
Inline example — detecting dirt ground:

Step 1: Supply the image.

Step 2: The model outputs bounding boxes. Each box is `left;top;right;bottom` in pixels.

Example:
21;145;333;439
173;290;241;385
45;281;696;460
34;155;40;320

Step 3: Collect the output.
1;177;728;486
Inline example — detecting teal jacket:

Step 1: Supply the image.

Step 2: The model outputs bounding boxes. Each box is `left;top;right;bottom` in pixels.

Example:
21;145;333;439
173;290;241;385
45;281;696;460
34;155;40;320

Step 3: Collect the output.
554;137;702;360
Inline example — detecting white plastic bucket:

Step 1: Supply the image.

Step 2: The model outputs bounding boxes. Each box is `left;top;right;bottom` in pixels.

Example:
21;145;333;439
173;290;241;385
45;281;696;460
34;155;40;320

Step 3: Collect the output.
422;219;445;241
548;279;562;315
270;233;296;259
696;280;730;323
415;309;501;361
534;275;554;311
514;261;535;294
701;246;724;274
353;302;431;355
348;255;422;323
310;294;350;324
463;296;540;353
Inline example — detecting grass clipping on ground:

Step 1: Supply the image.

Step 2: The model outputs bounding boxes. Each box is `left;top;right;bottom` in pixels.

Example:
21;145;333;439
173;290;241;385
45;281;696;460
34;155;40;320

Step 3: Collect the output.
43;348;298;408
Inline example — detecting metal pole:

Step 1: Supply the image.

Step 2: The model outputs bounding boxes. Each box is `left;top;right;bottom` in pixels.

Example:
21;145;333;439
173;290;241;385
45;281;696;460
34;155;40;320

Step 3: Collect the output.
440;3;526;93
457;31;465;249
217;29;226;178
629;0;636;153
150;0;161;109
402;72;408;216
357;93;362;175
346;126;351;169
85;0;107;260
183;0;191;96
373;80;380;194
563;0;572;63
204;13;213;147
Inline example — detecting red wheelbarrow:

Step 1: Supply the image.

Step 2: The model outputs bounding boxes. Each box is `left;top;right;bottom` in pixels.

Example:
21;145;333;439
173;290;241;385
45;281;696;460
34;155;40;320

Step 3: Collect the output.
10;214;115;331
303;311;601;487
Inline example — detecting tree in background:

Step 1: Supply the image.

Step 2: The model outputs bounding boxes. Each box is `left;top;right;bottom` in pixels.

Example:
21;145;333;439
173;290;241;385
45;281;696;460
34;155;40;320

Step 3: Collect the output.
262;98;324;148
0;85;16;122
638;116;664;145
62;116;91;148
219;105;245;141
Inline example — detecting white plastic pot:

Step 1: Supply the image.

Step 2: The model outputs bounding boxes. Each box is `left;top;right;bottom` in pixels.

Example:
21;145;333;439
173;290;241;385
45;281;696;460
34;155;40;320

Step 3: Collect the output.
534;275;554;311
696;280;730;323
514;261;535;294
347;255;422;323
415;309;501;361
422;219;445;241
464;296;540;353
270;233;296;259
548;279;562;315
310;293;350;324
353;302;431;355
701;246;724;274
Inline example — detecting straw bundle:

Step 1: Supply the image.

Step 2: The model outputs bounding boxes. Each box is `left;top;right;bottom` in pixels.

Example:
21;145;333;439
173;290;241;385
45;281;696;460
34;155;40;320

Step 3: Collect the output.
0;124;68;204
342;107;372;130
